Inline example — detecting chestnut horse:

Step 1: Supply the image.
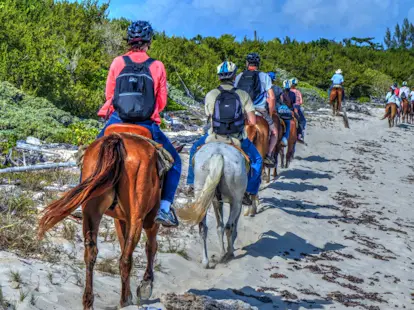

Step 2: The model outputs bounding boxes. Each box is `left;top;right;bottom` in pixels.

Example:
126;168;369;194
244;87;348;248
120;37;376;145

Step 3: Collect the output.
402;98;411;123
281;118;298;169
382;103;398;128
410;101;414;124
38;128;174;309
329;86;343;116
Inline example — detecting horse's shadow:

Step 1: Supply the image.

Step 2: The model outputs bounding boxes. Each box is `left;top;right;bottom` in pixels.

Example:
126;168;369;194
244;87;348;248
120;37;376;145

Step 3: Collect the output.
278;168;333;181
237;230;345;261
258;197;350;222
267;181;328;193
189;286;333;309
295;155;330;163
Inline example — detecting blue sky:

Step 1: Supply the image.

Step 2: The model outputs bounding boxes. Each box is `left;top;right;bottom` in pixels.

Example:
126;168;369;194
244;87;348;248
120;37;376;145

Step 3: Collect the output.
103;0;414;42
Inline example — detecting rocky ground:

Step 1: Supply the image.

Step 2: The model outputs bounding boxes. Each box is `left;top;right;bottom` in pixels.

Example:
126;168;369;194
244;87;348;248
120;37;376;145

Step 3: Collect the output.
0;105;413;310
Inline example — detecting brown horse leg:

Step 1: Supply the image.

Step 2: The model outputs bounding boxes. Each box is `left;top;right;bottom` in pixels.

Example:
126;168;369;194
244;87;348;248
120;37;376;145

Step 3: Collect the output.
114;219;127;253
137;217;159;301
82;193;114;310
337;89;342;114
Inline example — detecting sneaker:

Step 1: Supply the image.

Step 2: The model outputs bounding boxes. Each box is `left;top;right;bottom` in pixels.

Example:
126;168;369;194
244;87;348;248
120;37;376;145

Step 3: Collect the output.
297;134;305;143
242;193;253;206
264;155;275;167
281;137;288;146
155;208;179;227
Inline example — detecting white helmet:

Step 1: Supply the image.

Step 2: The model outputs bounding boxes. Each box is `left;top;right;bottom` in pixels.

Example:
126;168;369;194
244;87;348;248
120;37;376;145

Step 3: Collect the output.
402;81;407;86
290;78;298;86
335;69;342;74
283;79;291;89
217;61;238;80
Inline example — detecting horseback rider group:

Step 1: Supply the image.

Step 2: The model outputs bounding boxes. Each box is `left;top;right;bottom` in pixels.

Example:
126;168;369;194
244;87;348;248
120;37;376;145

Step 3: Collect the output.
96;20;307;227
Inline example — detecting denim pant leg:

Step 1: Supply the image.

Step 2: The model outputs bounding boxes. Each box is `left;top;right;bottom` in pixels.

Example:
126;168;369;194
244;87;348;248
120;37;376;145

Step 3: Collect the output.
97;112;123;138
241;139;262;195
282;118;291;140
151;125;182;203
187;134;208;185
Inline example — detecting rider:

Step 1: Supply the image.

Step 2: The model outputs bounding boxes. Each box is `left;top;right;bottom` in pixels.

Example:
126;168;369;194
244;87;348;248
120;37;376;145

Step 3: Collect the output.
410;86;414;103
386;86;401;111
290;78;306;142
97;21;181;227
268;72;288;146
393;82;400;97
235;53;277;166
399;81;410;100
330;69;344;100
185;61;263;205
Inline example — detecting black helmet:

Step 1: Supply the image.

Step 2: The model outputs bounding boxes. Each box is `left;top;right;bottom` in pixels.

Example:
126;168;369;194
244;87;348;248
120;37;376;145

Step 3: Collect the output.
246;53;260;65
127;21;154;44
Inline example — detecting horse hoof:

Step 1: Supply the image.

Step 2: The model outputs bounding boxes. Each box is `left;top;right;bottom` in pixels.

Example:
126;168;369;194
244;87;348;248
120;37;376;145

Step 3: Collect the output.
119;295;133;309
220;253;235;263
202;260;210;269
243;208;250;216
137;280;153;301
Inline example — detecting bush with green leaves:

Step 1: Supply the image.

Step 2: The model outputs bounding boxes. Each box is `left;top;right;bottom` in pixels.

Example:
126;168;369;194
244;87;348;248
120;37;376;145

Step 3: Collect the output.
0;82;100;151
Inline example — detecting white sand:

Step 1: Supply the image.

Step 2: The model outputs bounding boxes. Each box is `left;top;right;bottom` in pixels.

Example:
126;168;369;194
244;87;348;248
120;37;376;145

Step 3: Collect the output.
1;108;414;310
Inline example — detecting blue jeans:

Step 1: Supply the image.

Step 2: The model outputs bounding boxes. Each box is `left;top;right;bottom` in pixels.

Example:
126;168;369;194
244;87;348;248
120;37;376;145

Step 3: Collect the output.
294;104;306;135
186;134;263;195
282;118;291;141
97;112;181;203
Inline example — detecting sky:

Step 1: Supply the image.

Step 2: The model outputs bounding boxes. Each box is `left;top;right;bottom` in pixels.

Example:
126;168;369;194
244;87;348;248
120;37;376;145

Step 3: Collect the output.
103;0;414;42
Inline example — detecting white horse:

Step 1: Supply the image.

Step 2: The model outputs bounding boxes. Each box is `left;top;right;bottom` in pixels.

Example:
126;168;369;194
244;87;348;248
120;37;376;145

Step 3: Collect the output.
177;142;248;268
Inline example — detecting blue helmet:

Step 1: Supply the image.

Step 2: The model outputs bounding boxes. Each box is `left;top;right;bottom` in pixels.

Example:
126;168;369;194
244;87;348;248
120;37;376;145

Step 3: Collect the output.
268;72;276;81
283;79;291;90
127;21;154;44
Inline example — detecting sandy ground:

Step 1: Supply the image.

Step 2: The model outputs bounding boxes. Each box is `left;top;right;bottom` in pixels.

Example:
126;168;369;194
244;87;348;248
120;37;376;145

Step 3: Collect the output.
1;108;414;310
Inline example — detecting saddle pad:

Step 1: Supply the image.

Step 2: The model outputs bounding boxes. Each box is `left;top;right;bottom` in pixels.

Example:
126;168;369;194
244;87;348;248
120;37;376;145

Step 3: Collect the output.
104;123;152;139
193;140;250;172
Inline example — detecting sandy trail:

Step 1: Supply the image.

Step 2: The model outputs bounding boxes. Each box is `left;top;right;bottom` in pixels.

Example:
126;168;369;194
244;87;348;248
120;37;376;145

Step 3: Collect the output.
1;108;414;310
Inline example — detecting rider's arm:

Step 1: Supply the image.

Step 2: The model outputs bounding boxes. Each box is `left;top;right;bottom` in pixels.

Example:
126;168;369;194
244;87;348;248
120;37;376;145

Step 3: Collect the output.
247;111;256;125
98;57;121;118
154;61;168;112
267;87;276;115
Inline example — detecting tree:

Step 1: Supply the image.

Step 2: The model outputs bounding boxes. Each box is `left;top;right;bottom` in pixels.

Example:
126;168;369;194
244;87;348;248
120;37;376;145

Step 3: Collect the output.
384;28;393;49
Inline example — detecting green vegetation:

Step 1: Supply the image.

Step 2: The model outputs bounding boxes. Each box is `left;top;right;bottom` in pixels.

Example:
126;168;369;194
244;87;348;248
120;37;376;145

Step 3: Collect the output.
0;81;99;151
0;0;413;146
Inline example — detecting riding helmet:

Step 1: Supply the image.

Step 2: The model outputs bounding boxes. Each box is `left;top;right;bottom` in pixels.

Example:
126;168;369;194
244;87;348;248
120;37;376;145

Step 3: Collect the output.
217;61;238;80
127;21;154;44
268;72;276;81
246;53;261;66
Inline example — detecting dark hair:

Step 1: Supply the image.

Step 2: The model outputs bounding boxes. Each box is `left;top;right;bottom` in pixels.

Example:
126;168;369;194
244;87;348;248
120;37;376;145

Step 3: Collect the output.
129;41;150;51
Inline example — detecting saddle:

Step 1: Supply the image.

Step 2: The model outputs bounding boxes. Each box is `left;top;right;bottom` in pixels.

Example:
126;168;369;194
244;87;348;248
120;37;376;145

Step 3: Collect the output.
194;135;250;172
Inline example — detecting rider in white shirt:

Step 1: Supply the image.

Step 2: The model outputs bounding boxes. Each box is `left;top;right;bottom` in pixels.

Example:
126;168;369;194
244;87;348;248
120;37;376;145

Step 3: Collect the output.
399;81;410;99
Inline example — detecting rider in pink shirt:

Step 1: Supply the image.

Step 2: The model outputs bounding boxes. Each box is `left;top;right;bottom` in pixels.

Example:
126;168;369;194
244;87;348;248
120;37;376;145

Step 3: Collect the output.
98;51;167;124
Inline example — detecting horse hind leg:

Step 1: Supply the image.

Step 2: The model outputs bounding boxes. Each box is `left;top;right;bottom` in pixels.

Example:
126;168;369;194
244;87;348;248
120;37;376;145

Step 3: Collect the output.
82;192;114;310
213;199;225;259
199;216;209;268
137;207;160;302
223;200;242;263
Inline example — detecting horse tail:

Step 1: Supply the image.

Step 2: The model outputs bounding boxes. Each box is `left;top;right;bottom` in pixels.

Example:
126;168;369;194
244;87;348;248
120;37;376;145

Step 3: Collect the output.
177;154;224;225
382;105;391;120
38;134;125;239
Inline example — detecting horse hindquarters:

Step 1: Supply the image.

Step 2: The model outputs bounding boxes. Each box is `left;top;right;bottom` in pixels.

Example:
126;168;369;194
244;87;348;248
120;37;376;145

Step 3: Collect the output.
286;120;297;168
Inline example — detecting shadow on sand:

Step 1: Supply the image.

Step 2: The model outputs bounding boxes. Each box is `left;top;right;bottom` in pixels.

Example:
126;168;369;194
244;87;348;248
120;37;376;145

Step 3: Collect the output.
238;230;345;261
190;286;333;310
295;155;330;163
268;181;328;193
278;168;333;181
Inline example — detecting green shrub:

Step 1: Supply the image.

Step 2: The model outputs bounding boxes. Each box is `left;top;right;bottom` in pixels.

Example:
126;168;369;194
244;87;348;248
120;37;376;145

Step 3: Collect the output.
358;96;371;103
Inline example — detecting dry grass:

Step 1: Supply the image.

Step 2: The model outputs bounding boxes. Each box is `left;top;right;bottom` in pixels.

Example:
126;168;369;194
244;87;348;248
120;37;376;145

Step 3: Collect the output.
62;221;77;241
95;257;119;275
0;189;62;262
0;169;77;192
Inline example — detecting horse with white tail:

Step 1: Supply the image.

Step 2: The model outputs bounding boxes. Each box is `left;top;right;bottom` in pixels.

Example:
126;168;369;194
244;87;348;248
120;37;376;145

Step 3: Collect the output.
177;142;248;268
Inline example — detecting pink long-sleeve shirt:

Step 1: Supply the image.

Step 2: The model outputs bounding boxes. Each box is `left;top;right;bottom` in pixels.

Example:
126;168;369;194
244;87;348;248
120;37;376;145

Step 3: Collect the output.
290;88;303;105
98;51;167;124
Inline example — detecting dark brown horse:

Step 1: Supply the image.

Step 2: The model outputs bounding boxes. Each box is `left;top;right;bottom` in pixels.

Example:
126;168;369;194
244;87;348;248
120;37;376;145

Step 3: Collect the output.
382;103;398;128
410;101;414;124
281;118;298;169
402;98;411;123
38;125;177;310
267;114;284;182
329;86;343;116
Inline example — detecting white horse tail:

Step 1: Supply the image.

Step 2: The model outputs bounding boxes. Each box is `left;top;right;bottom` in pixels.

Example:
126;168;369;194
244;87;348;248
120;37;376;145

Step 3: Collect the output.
177;154;224;225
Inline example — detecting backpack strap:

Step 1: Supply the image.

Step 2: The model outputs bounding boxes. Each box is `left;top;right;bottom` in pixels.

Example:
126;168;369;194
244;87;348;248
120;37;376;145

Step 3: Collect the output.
144;58;155;69
122;56;134;66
